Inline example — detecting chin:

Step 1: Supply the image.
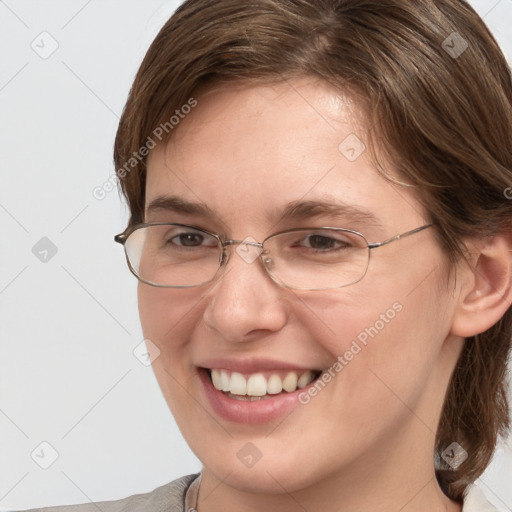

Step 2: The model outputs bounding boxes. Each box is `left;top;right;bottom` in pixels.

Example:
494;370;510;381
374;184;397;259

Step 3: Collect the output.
196;438;345;496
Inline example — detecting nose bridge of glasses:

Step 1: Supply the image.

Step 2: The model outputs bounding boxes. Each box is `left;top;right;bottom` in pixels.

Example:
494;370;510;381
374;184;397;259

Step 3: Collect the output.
221;238;263;260
218;238;271;273
223;239;264;249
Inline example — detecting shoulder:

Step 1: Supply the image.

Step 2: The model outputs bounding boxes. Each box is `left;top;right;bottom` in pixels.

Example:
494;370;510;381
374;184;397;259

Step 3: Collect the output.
462;483;499;512
14;473;200;512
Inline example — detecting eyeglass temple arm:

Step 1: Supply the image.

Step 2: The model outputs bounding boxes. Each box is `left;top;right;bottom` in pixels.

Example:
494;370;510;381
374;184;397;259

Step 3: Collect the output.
367;224;433;250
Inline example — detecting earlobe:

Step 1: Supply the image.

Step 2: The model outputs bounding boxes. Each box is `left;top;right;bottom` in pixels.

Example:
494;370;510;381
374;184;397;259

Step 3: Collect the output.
450;233;512;338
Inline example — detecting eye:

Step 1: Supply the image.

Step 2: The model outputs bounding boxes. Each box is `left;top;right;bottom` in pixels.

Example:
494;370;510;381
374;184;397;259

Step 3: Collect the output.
300;233;352;251
170;232;208;247
157;226;218;249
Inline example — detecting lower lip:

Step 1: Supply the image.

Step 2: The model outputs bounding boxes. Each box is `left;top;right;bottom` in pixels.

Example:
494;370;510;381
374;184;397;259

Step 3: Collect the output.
198;368;317;425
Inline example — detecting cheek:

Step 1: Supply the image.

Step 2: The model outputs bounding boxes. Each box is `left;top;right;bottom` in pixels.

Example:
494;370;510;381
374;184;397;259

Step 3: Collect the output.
137;284;206;422
295;285;407;364
299;263;453;408
137;284;202;344
137;284;204;397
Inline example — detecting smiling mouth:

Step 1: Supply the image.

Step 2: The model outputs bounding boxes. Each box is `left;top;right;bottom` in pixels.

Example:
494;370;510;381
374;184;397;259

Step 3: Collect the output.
204;368;323;401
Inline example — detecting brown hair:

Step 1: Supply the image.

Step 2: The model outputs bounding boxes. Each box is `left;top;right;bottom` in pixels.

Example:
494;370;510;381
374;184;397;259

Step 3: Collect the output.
114;0;512;501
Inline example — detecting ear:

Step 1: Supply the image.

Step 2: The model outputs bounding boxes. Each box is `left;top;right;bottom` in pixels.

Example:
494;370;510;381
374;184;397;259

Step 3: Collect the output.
450;232;512;338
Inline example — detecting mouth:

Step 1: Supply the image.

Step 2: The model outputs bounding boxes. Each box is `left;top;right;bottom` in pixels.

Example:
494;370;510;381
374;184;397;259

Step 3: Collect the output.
203;367;323;401
196;359;326;424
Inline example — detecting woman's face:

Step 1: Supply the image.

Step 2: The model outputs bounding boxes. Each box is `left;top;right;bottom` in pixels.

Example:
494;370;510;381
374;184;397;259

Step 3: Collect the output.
140;79;463;495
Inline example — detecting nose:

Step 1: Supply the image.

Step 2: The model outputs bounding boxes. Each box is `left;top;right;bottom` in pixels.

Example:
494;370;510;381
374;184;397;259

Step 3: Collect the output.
202;242;289;342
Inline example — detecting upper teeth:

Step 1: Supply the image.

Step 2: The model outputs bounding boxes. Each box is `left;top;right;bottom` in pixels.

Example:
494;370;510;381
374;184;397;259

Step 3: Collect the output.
210;369;318;396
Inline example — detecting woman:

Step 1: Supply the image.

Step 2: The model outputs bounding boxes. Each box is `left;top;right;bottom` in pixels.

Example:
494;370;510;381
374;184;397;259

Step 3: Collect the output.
21;0;512;510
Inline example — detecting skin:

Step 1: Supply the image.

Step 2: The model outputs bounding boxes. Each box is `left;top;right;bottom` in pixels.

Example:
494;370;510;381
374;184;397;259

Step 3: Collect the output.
137;78;510;512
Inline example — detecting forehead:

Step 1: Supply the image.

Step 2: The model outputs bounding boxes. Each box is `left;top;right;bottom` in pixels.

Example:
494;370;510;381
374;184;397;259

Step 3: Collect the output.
145;79;426;233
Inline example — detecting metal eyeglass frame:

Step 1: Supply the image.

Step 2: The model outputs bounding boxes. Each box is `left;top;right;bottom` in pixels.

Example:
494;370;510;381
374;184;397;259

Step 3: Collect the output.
114;222;433;290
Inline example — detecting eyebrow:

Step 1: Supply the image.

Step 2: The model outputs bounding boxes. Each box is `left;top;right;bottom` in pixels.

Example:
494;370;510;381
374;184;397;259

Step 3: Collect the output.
146;195;215;218
146;195;382;228
275;199;383;228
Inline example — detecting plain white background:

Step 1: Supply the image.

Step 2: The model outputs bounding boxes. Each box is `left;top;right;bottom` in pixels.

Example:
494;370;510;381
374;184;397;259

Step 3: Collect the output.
0;0;511;510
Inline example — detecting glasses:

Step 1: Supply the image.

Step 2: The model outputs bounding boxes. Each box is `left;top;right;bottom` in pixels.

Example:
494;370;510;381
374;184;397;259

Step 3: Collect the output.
114;223;432;291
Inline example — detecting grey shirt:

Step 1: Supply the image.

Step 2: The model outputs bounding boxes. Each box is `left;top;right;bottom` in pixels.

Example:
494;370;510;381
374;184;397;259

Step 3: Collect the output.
16;473;201;512
15;473;498;511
